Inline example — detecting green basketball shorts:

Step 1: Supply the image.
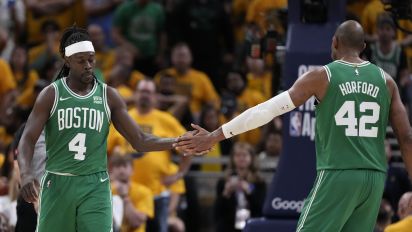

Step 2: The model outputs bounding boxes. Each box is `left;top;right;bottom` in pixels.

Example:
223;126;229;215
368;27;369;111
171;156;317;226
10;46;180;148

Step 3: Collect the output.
36;171;112;232
296;169;386;232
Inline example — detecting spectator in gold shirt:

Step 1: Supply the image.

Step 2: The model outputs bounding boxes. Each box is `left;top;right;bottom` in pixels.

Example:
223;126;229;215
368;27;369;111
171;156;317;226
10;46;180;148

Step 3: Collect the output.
155;43;220;121
110;155;154;232
108;79;191;232
385;192;412;232
222;70;265;146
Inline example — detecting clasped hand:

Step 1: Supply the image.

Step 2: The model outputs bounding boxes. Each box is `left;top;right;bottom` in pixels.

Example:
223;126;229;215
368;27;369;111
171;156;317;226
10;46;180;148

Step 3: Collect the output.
174;124;215;156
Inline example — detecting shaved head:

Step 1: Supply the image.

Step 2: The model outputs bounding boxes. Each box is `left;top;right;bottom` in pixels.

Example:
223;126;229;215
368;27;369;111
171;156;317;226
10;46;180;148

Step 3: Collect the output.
335;20;365;51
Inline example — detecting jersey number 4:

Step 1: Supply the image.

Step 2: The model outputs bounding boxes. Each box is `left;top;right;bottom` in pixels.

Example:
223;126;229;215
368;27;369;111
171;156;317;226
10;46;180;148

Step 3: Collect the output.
69;133;87;160
334;101;380;138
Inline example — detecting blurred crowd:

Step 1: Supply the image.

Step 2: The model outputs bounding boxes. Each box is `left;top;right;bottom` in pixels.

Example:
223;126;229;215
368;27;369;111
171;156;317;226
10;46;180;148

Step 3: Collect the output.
0;0;411;232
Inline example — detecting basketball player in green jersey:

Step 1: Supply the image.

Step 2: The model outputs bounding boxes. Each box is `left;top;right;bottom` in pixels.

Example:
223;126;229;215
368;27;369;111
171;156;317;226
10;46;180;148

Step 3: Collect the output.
176;20;412;231
17;27;196;232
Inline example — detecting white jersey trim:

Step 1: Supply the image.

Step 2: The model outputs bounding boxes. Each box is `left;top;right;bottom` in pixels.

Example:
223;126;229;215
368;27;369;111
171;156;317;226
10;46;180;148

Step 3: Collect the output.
49;83;59;119
62;77;98;99
296;170;325;232
47;170;78;176
379;68;387;84
35;171;50;232
335;60;370;67
323;65;331;82
103;84;111;122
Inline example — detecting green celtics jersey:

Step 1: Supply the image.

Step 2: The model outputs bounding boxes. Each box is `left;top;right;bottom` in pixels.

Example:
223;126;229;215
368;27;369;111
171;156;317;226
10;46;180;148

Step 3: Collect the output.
45;77;110;175
315;60;390;172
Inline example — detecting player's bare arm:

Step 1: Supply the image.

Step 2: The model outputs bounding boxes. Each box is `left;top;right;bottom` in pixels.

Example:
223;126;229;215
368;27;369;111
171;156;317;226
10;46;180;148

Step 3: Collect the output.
387;73;412;180
174;68;329;153
107;86;185;152
18;85;54;202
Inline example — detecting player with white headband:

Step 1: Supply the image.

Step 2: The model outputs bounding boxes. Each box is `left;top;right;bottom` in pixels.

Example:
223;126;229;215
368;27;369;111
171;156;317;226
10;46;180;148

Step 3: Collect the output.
18;26;202;232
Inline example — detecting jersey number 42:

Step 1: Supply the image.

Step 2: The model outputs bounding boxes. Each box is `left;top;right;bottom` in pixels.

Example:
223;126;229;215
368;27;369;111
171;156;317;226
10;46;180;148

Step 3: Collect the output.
334;101;380;138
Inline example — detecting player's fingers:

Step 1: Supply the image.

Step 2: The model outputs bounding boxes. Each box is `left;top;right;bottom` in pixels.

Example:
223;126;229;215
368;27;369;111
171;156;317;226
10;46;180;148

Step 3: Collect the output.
22;186;36;203
176;140;194;147
176;136;192;143
191;124;208;133
196;149;211;155
28;183;39;200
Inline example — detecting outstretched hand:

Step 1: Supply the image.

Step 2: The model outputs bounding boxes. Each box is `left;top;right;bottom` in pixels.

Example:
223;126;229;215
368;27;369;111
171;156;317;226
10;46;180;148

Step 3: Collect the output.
174;124;216;155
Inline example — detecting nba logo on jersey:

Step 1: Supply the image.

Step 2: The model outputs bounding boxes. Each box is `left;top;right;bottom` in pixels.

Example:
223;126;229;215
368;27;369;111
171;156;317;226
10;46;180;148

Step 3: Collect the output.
93;96;103;104
289;111;302;137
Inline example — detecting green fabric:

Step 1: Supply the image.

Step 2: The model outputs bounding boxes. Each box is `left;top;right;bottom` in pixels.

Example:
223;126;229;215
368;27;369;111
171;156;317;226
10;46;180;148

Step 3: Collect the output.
37;171;112;232
315;60;390;172
45;78;110;175
113;1;165;58
296;169;386;232
370;42;401;78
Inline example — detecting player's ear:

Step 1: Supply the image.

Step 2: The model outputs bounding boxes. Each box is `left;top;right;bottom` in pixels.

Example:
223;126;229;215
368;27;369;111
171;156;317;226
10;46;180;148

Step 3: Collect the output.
332;36;338;50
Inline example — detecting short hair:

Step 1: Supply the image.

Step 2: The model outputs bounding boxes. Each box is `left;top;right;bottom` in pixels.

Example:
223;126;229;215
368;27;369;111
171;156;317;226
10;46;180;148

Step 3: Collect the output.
335;20;365;52
54;26;92;80
377;13;396;29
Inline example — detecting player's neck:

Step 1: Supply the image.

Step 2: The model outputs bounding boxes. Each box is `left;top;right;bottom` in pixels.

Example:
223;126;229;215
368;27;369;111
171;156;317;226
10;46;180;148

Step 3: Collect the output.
339;55;363;64
65;76;94;95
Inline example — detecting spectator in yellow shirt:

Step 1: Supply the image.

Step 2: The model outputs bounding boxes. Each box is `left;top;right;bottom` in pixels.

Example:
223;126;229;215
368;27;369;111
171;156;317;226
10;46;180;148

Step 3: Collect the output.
25;0;86;46
222;70;265;146
167;163;186;232
28;20;61;68
110;155;154;232
246;0;287;37
0;58;17;127
155;43;220;121
9;46;40;109
246;56;274;100
108;79;191;232
106;47;145;106
385;192;412;232
361;0;384;42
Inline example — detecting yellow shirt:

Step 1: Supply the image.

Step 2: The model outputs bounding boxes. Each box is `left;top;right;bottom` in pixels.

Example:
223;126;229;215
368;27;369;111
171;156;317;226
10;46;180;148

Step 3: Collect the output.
346;0;372;20
16;70;40;108
232;0;254;43
128;71;145;90
168;163;185;194
107;108;186;195
0;127;13;149
230;89;265;146
361;0;384;36
200;143;222;172
397;20;412;63
384;216;412;232
155;68;220;114
28;42;59;65
112;182;154;232
247;71;272;100
116;85;134;99
246;0;287;34
0;59;16;96
95;49;115;80
26;0;86;45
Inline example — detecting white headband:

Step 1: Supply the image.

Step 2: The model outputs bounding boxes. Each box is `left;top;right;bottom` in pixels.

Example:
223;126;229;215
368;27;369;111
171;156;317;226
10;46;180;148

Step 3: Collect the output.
65;41;95;57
